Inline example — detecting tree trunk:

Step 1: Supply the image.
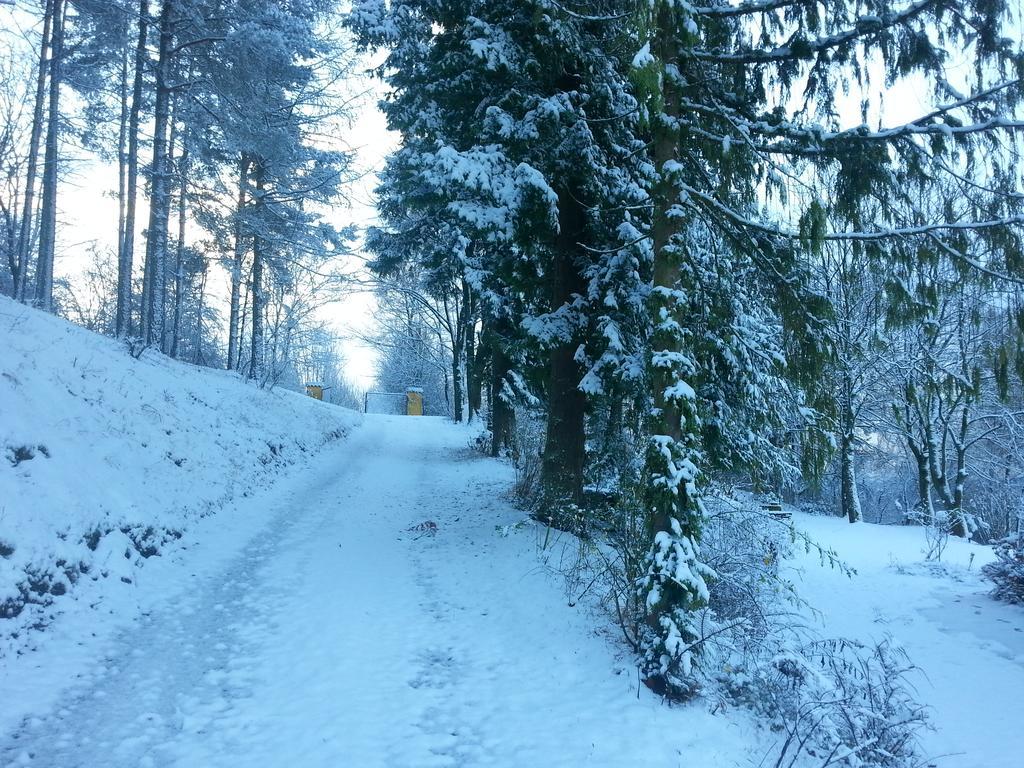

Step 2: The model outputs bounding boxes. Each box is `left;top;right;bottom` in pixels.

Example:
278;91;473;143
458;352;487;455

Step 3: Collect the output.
637;6;711;700
537;187;588;526
227;155;250;370
142;0;175;350
248;164;266;382
170;145;188;359
116;44;128;311
949;402;971;538
34;0;65;312
840;431;861;524
908;437;933;523
451;291;466;423
194;260;208;365
839;392;861;523
486;318;514;458
442;367;451;416
117;0;149;337
238;277;250;375
465;325;476;423
15;0;53;303
465;284;482;421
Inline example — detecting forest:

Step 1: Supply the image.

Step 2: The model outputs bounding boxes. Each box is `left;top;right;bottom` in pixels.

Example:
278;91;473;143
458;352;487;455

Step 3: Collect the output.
2;1;1024;764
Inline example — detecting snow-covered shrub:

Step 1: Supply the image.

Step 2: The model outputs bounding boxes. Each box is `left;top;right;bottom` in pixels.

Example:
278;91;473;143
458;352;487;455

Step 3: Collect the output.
575;492;803;672
983;533;1024;604
511;408;546;505
701;499;797;649
467;425;492;455
751;638;927;768
688;502;926;766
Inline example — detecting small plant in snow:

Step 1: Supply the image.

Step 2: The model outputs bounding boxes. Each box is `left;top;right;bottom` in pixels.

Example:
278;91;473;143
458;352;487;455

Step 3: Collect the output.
907;508;951;562
407;521;438;539
124;336;148;360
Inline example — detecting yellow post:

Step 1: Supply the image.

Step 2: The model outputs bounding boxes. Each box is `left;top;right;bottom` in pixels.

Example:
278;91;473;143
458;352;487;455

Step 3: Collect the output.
406;388;423;416
306;384;324;401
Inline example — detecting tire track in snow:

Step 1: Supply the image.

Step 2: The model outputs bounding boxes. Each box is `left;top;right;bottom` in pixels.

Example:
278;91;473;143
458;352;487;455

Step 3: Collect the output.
3;417;761;768
0;432;370;768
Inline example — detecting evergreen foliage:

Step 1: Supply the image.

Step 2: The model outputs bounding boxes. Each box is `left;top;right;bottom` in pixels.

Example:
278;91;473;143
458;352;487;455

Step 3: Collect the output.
984;532;1024;603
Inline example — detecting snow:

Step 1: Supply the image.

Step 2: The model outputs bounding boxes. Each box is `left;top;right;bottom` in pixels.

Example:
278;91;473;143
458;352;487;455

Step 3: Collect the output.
0;296;359;653
790;512;1024;768
0;417;763;767
631;42;654;70
1;296;1021;767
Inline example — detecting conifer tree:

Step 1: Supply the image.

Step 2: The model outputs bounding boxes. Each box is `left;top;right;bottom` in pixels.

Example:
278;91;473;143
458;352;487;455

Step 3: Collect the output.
629;0;1023;696
352;0;651;522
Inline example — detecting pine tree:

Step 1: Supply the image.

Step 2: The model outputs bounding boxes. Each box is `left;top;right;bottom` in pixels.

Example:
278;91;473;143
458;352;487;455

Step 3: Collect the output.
352;0;652;522
628;0;1023;696
210;0;351;383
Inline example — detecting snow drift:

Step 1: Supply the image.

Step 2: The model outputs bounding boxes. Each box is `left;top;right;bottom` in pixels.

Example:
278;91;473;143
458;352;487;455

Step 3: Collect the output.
0;296;359;652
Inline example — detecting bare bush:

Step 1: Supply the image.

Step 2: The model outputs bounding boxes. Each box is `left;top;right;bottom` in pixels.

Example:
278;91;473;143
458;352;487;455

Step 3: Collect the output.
511;408;546;505
752;638;927;768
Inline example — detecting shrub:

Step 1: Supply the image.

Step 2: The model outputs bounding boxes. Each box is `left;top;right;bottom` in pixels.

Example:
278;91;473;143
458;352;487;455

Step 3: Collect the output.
749;638;927;768
983;533;1024;604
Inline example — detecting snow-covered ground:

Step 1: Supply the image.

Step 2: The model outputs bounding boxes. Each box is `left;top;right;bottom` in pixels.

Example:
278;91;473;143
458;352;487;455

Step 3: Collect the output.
1;416;764;767
0;296;358;653
1;297;1021;767
791;513;1024;768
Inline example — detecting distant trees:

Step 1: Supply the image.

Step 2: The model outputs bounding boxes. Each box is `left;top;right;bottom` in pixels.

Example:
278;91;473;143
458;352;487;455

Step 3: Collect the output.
367;271;465;418
0;0;361;398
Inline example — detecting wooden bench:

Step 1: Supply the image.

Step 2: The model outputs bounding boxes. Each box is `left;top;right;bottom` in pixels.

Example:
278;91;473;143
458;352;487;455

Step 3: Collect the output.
762;502;792;521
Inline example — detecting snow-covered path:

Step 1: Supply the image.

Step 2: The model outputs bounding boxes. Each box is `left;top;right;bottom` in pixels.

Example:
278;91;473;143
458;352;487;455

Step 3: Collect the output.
1;416;749;768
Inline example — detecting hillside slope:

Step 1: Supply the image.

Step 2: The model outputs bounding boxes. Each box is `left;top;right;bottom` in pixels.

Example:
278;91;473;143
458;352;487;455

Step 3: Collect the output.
0;297;359;654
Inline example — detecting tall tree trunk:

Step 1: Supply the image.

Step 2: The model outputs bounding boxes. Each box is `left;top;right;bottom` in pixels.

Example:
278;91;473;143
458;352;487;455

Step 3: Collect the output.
170;145;188;359
194;261;208;365
839;431;861;524
637;5;712;700
464;282;481;422
142;0;175;350
227;155;250;370
238;277;250;374
486;318;514;458
248;163;266;382
906;428;934;524
948;402;971;538
538;187;588;527
15;0;53;303
451;353;463;421
34;0;65;312
116;44;129;300
249;240;264;382
451;293;466;423
916;452;932;521
840;389;861;523
117;0;149;337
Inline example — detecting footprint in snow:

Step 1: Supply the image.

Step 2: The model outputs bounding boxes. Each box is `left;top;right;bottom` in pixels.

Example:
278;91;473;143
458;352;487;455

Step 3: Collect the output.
408;647;458;690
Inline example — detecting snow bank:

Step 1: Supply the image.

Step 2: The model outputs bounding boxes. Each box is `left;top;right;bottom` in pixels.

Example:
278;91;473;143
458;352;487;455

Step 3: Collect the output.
790;512;1023;767
0;297;358;652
